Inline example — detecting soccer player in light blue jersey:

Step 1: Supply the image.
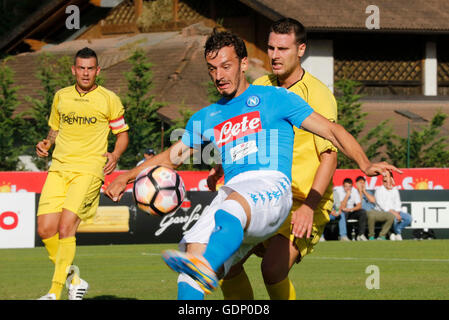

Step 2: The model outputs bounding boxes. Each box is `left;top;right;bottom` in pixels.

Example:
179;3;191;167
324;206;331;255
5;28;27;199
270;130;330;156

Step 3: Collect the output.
105;30;400;299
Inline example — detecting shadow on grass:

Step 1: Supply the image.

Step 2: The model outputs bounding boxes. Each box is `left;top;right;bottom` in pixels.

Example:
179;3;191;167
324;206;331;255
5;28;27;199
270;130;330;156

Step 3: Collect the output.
85;295;139;300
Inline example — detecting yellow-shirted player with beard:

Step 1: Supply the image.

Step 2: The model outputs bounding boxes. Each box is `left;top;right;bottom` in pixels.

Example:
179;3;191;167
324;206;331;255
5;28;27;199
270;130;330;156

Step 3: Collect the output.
211;18;338;300
35;47;129;300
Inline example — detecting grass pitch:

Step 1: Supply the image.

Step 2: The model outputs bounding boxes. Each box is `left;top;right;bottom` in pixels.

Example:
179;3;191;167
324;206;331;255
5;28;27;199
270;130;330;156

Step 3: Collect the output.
1;240;448;300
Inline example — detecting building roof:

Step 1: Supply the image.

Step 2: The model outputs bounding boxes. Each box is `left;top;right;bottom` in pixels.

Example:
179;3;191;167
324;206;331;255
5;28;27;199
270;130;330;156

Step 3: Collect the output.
6;21;270;123
6;29;212;122
362;98;449;140
242;0;449;32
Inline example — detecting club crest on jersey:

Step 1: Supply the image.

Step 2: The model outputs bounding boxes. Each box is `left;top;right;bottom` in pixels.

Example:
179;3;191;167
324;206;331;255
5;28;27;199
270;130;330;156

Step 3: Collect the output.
214;111;262;147
246;95;260;107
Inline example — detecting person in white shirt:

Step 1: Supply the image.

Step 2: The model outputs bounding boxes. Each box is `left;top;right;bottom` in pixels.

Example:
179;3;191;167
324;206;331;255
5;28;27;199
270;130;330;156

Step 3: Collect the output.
374;173;412;241
355;176;394;240
136;148;156;166
332;178;368;241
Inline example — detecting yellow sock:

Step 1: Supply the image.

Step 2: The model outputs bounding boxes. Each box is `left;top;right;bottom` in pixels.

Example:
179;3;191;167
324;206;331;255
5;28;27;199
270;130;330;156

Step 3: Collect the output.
220;269;254;300
42;233;80;286
265;277;296;300
42;233;59;264
49;237;76;300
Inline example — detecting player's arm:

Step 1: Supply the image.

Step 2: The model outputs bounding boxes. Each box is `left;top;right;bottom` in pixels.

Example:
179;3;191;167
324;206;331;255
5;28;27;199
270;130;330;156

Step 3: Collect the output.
104;140;194;202
301;112;402;179
364;189;376;203
340;190;351;212
36;129;59;157
291;150;337;238
103;131;129;175
350;201;362;212
207;164;224;191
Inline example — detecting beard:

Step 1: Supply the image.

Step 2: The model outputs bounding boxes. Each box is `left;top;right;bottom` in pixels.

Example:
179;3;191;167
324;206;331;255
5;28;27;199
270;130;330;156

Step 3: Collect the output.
216;66;241;99
77;79;96;92
220;87;238;99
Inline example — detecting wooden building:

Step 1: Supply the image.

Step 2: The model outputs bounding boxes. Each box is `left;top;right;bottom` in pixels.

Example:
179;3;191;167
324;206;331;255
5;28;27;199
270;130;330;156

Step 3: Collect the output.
2;0;449;142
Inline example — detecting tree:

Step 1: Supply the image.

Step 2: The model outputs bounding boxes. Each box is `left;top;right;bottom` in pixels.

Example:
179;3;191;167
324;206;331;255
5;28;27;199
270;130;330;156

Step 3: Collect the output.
117;49;165;169
385;110;449;168
0;59;25;170
334;79;449;168
23;53;74;170
334;79;398;168
334;79;367;168
163;105;214;171
205;80;221;104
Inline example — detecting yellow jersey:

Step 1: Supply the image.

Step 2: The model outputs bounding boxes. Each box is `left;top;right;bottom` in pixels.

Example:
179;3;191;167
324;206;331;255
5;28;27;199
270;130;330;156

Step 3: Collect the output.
48;85;129;180
253;71;337;211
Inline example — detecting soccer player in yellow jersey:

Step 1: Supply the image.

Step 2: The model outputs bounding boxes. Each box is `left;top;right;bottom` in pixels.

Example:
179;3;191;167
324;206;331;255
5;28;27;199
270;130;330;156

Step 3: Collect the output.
35;47;129;300
212;18;338;300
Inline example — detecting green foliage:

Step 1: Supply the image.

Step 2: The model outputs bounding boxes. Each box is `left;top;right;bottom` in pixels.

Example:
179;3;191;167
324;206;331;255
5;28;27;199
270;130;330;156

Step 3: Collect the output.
385;110;449;168
360;120;392;162
117;49;165;169
205;81;221;104
164;105;214;171
334;79;366;138
0;60;25;170
334;79;367;168
163;104;194;147
23;53;74;170
334;79;449;169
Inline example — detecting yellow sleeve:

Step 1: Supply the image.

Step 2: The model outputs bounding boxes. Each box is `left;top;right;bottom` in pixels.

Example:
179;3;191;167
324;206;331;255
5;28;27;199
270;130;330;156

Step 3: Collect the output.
252;74;276;86
252;76;266;86
108;92;129;134
48;91;60;131
313;94;338;154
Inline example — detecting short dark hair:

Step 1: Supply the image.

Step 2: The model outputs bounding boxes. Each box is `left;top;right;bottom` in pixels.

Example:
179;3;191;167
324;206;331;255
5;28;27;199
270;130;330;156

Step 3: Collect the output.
204;30;247;61
270;18;307;45
343;178;353;185
144;148;155;156
74;47;98;65
355;176;366;182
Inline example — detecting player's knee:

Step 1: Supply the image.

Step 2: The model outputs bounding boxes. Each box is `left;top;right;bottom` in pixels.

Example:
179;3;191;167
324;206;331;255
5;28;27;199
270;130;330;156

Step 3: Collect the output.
261;258;288;284
37;222;57;239
58;223;76;238
224;262;244;280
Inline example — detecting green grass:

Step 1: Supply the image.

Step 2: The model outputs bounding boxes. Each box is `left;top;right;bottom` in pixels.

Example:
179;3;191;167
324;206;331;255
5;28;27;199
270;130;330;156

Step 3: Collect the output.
1;240;448;300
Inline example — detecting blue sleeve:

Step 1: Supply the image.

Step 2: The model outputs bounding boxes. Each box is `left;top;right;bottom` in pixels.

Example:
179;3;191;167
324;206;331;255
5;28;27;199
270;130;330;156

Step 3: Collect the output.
181;111;204;149
279;88;314;128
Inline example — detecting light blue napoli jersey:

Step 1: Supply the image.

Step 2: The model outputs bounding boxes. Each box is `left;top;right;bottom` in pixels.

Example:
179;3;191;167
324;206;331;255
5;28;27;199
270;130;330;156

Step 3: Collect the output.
181;85;314;183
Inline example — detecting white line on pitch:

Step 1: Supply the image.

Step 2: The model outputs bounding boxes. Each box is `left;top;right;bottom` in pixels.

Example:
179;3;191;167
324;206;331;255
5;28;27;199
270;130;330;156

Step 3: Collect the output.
308;256;449;262
141;252;162;256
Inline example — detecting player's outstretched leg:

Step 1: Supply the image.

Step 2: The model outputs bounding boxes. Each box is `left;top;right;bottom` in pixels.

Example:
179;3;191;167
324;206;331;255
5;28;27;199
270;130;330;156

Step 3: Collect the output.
163;204;246;295
177;273;205;299
163;249;218;293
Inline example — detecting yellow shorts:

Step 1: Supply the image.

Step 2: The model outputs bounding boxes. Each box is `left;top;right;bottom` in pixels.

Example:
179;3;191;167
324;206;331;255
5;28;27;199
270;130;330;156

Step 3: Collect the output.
37;171;103;224
275;198;331;261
